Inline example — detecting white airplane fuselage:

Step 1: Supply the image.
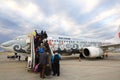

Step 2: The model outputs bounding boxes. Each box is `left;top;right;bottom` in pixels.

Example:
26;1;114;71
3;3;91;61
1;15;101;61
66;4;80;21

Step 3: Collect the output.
1;26;120;58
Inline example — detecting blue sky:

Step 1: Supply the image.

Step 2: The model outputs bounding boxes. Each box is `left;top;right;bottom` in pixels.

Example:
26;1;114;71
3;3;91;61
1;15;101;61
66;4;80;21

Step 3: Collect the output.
0;0;120;44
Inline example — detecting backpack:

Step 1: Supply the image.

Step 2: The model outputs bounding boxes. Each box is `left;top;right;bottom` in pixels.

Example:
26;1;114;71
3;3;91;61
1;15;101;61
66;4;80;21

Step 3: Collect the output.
39;47;44;53
34;64;40;72
54;54;59;63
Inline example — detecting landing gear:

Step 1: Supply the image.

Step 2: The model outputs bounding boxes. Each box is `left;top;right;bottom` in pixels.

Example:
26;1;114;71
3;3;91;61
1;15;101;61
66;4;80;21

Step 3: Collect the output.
78;53;86;61
105;52;108;58
100;55;105;59
97;53;108;59
79;53;85;59
14;53;18;58
25;56;28;61
96;55;104;59
79;54;81;62
18;55;21;61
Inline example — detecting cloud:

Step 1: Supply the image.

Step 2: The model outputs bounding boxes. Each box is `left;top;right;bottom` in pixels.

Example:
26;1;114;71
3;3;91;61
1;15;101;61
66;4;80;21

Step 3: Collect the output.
83;5;120;28
81;0;101;13
70;0;101;13
74;3;120;39
0;0;120;43
0;26;13;35
1;1;40;17
46;13;82;36
0;0;45;23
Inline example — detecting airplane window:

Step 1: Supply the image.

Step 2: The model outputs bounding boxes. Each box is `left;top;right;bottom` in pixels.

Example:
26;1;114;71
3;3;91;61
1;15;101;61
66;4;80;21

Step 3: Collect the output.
16;37;23;41
20;38;23;40
17;38;20;40
14;35;26;41
15;38;20;40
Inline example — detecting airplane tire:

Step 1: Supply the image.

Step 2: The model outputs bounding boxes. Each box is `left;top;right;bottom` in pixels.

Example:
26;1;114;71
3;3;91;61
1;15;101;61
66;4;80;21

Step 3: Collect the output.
18;56;21;61
7;56;10;58
79;53;85;59
25;57;28;61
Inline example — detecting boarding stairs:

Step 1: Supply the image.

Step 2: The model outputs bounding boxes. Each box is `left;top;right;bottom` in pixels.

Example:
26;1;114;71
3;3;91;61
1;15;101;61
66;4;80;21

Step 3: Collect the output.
27;34;53;71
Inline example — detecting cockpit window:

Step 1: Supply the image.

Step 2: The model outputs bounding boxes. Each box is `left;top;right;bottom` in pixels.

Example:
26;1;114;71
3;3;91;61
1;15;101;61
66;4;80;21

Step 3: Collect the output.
14;35;26;41
14;37;23;41
14;37;19;40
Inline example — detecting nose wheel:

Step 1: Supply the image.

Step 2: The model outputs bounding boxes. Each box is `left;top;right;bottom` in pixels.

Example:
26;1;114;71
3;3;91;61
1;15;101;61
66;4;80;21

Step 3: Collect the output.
18;55;21;61
25;56;28;61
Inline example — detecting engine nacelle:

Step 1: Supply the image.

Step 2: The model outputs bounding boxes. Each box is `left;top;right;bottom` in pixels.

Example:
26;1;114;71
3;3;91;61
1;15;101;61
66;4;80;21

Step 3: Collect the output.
83;47;104;58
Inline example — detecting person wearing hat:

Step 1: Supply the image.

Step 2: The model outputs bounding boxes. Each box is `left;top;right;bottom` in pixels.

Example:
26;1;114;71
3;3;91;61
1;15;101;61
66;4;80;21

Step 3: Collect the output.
38;46;48;79
33;30;38;37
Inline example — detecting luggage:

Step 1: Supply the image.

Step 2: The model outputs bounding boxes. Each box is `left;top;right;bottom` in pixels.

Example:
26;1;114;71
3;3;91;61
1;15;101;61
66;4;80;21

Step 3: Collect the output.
45;66;51;76
34;64;40;72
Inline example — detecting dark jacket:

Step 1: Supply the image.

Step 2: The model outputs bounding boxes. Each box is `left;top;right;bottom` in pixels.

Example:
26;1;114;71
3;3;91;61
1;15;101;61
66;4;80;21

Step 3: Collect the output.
39;53;48;65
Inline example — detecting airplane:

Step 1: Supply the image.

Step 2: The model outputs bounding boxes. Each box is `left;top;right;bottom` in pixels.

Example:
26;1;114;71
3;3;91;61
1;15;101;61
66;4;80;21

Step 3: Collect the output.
1;26;120;60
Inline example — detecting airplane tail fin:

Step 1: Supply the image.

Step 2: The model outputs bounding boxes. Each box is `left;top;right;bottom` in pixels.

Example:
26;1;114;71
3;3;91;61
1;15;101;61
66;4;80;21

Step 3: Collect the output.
113;26;120;41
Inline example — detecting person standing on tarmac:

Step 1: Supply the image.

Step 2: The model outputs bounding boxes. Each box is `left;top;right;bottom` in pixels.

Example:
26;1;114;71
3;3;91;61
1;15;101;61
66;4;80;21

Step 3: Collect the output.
52;51;61;76
39;46;48;79
51;53;55;75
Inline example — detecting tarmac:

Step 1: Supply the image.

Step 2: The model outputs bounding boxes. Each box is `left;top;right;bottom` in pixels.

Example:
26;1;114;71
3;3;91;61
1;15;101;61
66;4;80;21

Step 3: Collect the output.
0;52;120;80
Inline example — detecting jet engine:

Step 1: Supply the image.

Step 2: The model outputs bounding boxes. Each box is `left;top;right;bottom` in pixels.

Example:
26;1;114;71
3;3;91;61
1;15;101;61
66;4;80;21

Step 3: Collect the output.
82;47;104;58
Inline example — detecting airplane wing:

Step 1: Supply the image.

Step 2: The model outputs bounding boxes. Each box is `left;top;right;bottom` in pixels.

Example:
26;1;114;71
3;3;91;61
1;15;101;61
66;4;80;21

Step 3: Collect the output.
79;43;120;58
101;44;120;52
79;44;120;53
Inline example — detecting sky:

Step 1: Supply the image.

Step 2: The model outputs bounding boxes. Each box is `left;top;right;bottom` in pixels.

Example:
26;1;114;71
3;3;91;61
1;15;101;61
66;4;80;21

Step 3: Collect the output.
0;0;120;44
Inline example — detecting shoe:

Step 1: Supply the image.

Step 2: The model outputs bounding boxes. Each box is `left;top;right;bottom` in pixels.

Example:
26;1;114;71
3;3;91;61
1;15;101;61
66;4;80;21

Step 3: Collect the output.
52;74;56;76
40;75;42;78
40;76;45;79
43;76;46;78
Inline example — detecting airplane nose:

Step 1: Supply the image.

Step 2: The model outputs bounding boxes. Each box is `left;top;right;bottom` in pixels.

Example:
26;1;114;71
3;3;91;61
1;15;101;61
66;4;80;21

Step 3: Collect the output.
0;41;13;48
0;40;15;52
0;43;7;48
0;43;2;48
